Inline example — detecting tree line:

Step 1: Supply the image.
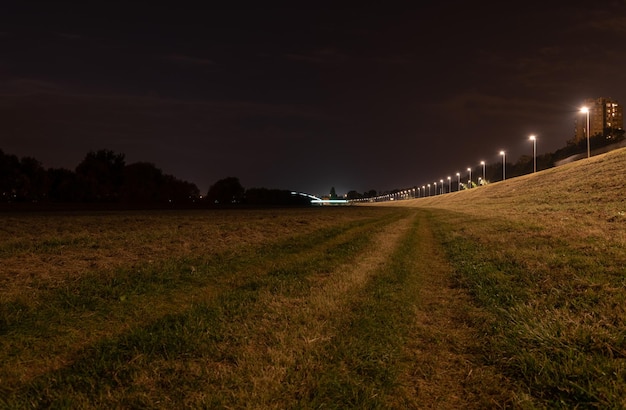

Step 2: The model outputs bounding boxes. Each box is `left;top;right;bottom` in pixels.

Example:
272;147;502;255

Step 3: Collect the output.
0;149;200;205
205;176;310;206
0;149;310;207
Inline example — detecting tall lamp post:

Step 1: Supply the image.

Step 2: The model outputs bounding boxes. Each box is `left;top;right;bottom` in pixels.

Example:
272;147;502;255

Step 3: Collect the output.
480;160;485;184
500;151;506;181
427;184;431;196
447;176;451;193
467;167;472;188
456;172;460;191
440;179;444;194
529;135;536;173
581;107;590;158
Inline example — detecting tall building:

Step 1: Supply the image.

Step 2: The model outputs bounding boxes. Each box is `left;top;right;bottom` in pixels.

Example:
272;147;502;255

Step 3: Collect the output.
575;97;624;143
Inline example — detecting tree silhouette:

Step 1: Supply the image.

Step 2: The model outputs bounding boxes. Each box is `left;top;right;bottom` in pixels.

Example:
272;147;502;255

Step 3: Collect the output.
244;187;311;206
207;177;244;204
0;151;48;202
47;168;80;202
0;150;21;201
161;174;200;203
17;157;47;201
121;162;164;203
75;150;126;201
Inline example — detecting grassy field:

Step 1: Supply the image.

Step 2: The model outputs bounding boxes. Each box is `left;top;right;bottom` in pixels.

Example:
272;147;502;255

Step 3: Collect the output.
1;148;625;408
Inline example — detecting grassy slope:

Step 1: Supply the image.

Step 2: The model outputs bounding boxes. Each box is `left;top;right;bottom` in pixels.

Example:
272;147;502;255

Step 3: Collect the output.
390;146;625;220
386;147;626;407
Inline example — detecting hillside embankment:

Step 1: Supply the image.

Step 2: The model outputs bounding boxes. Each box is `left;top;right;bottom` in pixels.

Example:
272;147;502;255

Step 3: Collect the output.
377;147;626;267
382;146;626;225
380;148;626;235
371;147;626;407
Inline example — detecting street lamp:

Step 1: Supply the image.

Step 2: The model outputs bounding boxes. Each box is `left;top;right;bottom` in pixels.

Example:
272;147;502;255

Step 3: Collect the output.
422;185;426;197
500;151;506;180
580;107;590;158
427;184;431;196
447;176;451;193
467;167;472;188
480;161;485;182
456;172;460;191
440;179;444;194
434;182;437;195
529;135;536;173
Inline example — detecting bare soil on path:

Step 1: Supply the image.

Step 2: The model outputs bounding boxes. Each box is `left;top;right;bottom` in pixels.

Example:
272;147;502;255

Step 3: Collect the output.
399;212;514;409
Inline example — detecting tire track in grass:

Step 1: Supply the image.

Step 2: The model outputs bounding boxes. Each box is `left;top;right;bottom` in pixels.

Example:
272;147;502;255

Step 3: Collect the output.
299;209;514;409
398;210;515;409
3;208;514;408
0;214;398;394
1;210;407;408
214;210;417;408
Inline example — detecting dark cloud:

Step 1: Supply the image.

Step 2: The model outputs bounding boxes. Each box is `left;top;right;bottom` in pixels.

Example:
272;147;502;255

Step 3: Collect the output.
3;4;626;195
161;54;217;66
0;75;331;191
285;48;351;65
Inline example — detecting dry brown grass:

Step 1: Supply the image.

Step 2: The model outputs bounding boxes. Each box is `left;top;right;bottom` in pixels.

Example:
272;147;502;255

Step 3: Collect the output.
373;147;626;407
2;200;502;408
0;207;394;394
391;147;626;234
0;208;374;303
173;213;414;408
398;218;514;409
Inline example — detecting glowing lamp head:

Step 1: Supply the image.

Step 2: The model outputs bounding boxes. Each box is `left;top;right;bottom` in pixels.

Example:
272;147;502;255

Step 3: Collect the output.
580;107;589;114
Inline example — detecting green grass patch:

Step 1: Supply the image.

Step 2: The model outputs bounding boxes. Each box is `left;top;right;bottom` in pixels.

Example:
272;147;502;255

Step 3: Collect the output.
1;208;410;408
291;213;424;408
429;208;626;408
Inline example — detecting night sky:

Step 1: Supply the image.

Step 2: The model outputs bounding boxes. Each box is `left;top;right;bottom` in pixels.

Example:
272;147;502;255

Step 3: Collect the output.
3;2;626;197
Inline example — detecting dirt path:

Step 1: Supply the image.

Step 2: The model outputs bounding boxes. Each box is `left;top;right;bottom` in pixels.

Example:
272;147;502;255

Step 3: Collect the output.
225;212;419;406
399;212;513;409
